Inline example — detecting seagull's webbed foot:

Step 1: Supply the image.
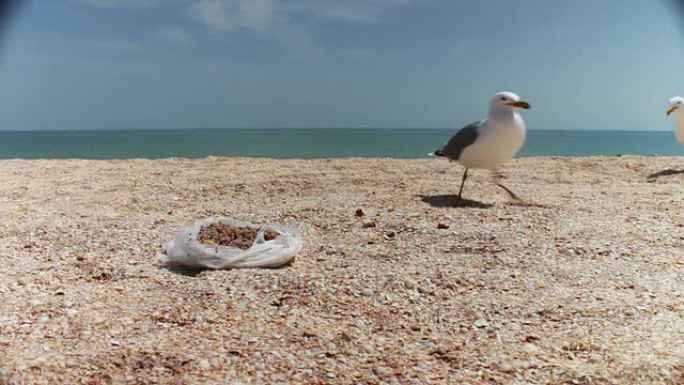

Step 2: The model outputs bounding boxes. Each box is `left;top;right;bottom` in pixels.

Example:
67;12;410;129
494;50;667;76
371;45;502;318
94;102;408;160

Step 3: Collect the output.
506;199;547;208
494;181;546;207
491;171;521;201
647;168;684;180
495;182;521;201
491;171;544;206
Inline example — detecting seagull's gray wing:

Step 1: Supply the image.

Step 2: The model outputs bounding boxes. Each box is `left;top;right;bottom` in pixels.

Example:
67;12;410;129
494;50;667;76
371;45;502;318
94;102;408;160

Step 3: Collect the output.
433;121;481;161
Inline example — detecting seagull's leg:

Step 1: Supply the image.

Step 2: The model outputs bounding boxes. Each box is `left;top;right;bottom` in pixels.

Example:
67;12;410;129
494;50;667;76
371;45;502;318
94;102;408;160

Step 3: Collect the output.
492;171;521;201
457;168;469;199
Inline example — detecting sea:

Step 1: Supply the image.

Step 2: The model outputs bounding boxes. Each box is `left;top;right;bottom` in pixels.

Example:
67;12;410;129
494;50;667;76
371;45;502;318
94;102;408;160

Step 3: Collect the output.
0;129;680;159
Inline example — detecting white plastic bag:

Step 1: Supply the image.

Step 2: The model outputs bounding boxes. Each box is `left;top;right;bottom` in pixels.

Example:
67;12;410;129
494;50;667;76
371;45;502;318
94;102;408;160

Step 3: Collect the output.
160;218;303;269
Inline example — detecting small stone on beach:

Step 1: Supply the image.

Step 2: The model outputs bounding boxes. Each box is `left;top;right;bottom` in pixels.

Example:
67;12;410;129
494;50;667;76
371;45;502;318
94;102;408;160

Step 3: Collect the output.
474;319;489;328
362;219;377;228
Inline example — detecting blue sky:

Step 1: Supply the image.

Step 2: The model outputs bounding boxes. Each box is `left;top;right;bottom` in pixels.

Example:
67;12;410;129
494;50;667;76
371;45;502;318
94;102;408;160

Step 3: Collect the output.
0;0;683;130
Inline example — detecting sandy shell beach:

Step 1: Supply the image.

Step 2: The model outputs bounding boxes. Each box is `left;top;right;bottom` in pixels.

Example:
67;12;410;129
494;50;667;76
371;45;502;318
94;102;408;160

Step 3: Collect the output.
0;156;683;384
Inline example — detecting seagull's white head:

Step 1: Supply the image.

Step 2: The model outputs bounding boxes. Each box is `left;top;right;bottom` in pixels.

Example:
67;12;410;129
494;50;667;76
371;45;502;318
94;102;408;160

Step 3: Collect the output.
667;96;684;116
490;91;531;112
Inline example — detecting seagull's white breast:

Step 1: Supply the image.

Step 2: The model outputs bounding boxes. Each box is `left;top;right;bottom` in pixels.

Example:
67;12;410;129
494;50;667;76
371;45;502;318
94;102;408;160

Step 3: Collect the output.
676;119;684;146
457;113;526;170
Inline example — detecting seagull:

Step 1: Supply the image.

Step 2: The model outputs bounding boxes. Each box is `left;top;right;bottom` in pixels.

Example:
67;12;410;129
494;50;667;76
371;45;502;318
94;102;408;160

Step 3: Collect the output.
431;91;530;201
666;96;684;146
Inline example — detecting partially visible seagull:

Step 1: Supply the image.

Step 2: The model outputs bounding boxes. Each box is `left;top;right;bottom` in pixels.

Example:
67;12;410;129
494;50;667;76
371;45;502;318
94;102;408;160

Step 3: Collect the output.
666;96;684;146
431;91;531;201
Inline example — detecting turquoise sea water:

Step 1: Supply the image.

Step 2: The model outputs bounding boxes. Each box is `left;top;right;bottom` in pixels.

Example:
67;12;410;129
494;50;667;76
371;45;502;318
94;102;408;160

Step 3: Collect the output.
0;129;680;159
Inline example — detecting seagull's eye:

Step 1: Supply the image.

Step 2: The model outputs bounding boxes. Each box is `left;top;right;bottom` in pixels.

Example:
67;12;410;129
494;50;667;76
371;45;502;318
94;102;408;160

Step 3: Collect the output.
500;97;507;101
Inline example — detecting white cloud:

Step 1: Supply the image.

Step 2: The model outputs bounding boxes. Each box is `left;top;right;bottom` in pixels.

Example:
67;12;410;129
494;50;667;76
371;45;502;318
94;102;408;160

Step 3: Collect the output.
76;0;156;8
154;27;193;46
189;0;419;32
236;0;275;30
183;0;421;59
191;0;234;31
190;0;275;32
321;4;381;23
284;0;422;23
80;0;422;55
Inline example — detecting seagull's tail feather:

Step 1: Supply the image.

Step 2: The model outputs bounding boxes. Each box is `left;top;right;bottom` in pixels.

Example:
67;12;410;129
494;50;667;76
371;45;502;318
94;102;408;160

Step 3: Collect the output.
428;149;445;157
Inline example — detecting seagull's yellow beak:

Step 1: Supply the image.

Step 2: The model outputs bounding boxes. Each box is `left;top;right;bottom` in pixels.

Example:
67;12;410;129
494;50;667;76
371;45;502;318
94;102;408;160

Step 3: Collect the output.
507;101;531;109
667;106;677;116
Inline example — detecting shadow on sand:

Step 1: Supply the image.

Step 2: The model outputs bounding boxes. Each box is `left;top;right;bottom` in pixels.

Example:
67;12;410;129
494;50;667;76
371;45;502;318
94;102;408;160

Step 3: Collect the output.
419;194;493;209
161;258;296;276
647;169;684;180
164;264;206;277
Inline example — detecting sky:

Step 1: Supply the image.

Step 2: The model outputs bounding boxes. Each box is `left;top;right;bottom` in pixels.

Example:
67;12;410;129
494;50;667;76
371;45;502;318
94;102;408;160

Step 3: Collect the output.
0;0;683;131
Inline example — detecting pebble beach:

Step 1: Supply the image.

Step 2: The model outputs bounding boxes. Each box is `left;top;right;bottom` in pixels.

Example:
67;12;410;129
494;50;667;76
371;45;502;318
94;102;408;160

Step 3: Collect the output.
0;156;683;384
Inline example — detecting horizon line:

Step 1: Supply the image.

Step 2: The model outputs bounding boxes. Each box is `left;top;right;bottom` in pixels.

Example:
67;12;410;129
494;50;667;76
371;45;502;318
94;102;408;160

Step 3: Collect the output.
0;127;674;133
